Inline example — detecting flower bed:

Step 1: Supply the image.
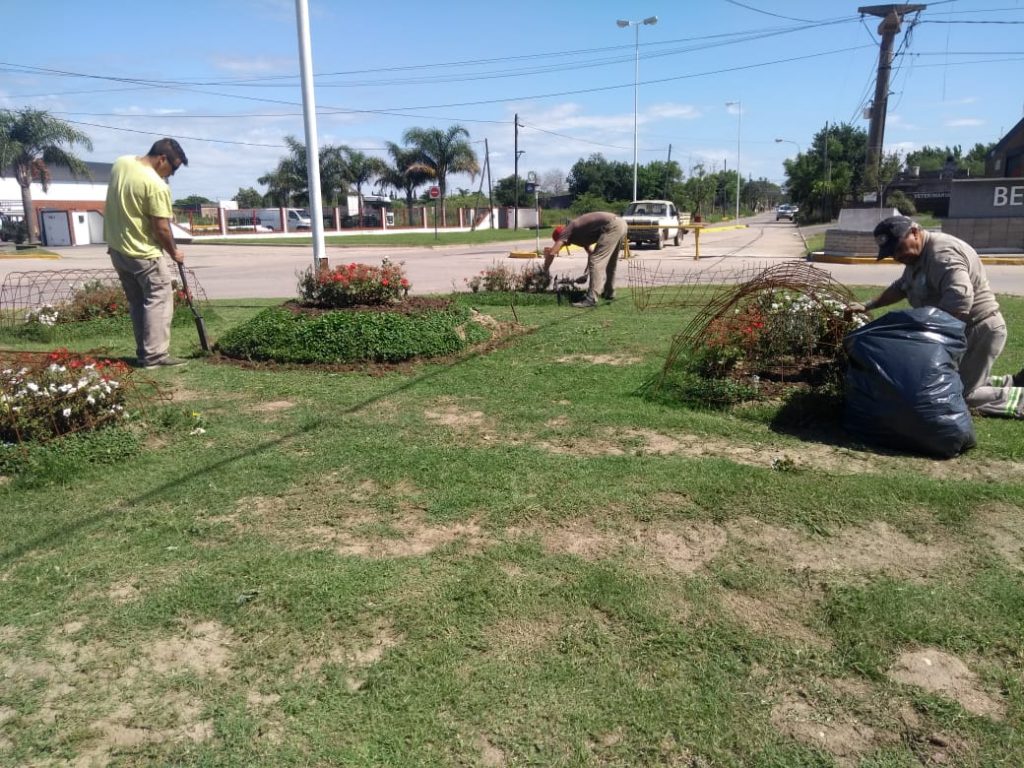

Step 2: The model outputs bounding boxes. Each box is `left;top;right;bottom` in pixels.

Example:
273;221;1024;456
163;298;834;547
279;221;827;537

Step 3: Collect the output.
1;349;131;444
298;259;410;308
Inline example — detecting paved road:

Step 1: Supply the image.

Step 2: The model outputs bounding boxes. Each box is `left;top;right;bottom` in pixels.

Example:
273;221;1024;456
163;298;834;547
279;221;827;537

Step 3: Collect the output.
5;213;1024;298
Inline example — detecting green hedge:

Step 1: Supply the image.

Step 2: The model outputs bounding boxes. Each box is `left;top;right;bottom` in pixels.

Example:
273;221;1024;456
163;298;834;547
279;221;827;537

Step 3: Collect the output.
215;303;492;364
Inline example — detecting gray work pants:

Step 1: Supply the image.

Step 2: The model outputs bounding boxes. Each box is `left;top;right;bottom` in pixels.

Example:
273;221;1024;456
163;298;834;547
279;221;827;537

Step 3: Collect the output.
109;249;174;366
960;312;1023;418
587;217;628;304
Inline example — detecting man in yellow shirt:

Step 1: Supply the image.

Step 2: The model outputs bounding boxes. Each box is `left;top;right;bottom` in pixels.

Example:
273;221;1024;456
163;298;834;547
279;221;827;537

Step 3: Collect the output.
104;138;189;368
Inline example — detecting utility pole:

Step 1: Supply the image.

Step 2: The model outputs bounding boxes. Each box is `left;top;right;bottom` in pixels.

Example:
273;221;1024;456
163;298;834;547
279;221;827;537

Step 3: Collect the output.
484;138;494;223
513;114;523;230
859;4;926;181
663;144;672;199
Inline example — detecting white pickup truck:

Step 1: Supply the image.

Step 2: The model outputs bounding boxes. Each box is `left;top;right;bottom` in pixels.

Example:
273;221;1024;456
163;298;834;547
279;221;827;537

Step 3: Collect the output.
622;200;691;249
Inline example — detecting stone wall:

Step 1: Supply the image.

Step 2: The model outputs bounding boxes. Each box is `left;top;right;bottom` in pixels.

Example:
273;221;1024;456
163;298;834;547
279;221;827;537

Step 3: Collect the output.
943;217;1024;252
823;229;877;257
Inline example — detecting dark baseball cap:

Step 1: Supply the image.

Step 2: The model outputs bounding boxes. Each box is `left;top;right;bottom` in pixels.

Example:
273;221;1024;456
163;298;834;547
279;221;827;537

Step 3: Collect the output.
873;215;914;259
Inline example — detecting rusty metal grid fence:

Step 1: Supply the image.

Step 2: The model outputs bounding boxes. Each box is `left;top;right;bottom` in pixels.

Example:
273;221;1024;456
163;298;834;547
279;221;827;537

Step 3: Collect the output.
626;259;788;311
652;261;859;391
0;268;209;329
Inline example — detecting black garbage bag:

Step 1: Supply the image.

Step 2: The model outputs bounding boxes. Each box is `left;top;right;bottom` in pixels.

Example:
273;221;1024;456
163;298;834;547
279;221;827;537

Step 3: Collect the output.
843;306;975;458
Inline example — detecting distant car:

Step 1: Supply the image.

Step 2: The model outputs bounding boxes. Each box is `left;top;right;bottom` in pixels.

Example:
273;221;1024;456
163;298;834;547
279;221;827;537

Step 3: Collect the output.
776;204;796;221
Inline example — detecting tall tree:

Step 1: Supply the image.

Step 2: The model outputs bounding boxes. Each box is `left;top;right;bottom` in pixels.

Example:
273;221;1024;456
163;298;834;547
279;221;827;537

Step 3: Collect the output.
342;148;387;222
233;187;264;208
258;136;308;206
258;136;349;208
567;153;632;203
401;125;479;225
783;123;867;222
380;142;434;222
0;108;93;242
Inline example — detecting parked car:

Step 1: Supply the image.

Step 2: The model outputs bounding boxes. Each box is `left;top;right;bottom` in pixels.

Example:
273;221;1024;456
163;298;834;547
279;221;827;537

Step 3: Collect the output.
776;204;796;221
621;199;691;249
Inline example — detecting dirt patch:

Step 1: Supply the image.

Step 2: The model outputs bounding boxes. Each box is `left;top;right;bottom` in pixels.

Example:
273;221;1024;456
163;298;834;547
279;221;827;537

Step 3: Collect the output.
294;618;403;691
721;590;829;647
771;692;888;767
973;502;1024;570
726;518;955;581
249;399;296;413
482;616;563;658
108;580;143;604
145;620;235;677
888;648;1005;719
555;354;642;366
535;426;1019;482
311;517;488;558
476;735;507;767
74;694;213;765
632;522;727;574
1;623;222;764
516;519;726;574
529;521;619;560
424;400;488;430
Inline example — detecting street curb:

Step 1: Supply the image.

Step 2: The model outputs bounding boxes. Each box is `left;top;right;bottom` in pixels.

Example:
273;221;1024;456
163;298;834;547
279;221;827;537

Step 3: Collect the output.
809;252;1024;266
698;224;749;233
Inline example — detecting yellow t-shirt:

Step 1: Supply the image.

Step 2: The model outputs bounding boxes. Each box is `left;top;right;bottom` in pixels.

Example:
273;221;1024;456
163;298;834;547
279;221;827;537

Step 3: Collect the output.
103;155;173;259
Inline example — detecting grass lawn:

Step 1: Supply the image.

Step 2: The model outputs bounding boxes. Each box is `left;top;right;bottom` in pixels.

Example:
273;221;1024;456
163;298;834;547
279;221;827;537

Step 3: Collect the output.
2;289;1023;766
202;228;552;248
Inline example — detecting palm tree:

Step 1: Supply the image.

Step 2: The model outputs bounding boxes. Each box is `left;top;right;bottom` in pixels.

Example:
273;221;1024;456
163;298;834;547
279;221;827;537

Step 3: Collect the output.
401;125;479;226
0;108;93;242
258;136;308;206
259;136;353;209
342;148;387;223
381;142;435;226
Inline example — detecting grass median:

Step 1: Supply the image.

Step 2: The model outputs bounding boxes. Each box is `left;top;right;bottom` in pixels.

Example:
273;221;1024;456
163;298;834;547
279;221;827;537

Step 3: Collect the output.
2;289;1023;766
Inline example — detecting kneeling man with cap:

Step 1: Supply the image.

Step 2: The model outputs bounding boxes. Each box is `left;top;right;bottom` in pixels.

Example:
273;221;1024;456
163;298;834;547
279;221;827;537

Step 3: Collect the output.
851;215;1023;419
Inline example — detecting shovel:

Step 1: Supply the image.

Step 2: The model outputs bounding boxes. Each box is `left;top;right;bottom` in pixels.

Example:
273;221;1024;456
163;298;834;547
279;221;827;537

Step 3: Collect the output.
176;262;210;352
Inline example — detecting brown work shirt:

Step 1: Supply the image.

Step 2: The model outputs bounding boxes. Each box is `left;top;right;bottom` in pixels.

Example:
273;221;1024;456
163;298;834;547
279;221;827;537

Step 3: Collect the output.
889;230;1000;325
554;212;622;250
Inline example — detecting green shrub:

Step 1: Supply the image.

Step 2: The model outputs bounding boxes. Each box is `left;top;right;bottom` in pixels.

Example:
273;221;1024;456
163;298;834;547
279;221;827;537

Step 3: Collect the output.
216;302;492;364
885;190;917;216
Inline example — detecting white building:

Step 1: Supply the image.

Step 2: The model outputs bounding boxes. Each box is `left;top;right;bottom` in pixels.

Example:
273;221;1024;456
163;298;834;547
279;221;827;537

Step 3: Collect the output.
0;161;111;245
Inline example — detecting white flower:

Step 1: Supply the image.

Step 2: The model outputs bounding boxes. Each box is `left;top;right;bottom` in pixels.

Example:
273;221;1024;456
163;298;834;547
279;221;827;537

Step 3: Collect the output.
26;382;38;392
62;408;72;418
189;427;206;436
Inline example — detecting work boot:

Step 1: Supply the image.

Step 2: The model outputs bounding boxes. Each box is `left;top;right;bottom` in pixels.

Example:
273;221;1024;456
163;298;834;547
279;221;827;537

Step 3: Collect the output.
571;298;597;309
1013;368;1024;387
141;356;189;370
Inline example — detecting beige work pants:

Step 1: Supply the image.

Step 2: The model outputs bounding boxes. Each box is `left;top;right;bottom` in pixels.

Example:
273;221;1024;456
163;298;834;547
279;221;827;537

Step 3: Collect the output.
109;249;174;366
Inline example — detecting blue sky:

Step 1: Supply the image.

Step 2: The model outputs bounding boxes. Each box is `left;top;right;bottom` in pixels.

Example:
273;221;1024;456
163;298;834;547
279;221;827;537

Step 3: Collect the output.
3;0;1022;201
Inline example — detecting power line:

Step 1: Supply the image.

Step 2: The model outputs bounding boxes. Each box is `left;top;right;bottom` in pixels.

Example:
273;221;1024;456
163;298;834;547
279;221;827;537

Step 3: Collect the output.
721;0;814;23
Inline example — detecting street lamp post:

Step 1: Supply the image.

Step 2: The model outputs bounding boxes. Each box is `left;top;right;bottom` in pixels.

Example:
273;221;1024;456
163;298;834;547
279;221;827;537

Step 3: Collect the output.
774;138;802;154
725;101;741;221
617;15;658;202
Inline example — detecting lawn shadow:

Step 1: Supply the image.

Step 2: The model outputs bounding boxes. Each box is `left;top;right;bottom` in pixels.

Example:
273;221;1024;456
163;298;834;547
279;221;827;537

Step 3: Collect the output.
768;389;958;460
0;307;596;566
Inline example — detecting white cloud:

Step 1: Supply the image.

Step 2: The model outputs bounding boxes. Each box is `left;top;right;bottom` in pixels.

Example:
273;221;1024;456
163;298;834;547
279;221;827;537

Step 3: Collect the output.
946;118;984;128
211;56;294;75
645;103;701;121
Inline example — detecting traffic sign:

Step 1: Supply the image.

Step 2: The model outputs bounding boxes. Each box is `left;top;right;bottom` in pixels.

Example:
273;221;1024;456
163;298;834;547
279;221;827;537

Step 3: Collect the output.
428;186;440;199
